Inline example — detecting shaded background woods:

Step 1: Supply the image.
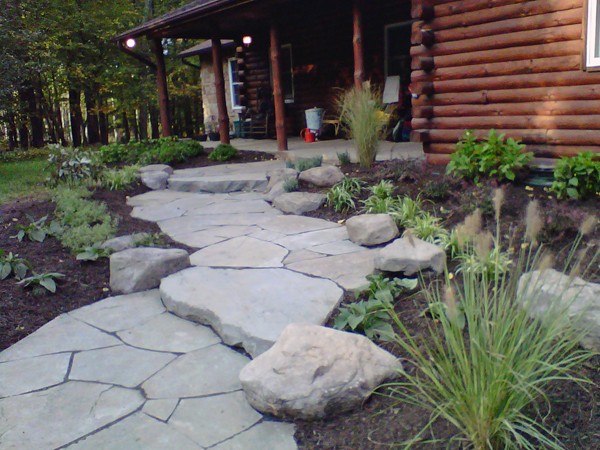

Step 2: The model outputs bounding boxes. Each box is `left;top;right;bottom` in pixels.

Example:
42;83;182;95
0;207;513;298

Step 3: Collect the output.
0;0;203;150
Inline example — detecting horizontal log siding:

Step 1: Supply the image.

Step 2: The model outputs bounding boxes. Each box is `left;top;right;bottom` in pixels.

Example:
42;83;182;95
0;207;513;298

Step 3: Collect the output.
411;0;600;162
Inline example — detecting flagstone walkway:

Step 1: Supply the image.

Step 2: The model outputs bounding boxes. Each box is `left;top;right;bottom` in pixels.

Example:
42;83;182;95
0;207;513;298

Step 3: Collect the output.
0;160;378;449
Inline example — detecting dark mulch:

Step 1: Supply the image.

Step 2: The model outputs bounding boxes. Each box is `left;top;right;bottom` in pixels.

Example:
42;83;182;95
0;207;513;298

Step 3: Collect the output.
0;152;598;449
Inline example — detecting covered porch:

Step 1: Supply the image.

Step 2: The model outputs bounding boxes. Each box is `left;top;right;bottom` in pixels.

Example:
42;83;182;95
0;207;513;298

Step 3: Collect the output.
116;0;415;153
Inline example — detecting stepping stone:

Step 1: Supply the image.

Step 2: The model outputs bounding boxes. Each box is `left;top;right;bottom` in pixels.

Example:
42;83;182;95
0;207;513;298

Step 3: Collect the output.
375;236;446;275
286;249;377;290
345;214;400;246
127;190;197;207
309;240;365;256
142;344;248;399
110;248;190;294
69;290;165;333
158;212;277;237
260;215;340;235
117;313;221;353
185;198;275;216
69;345;176;388
240;324;401;420
283;249;325;265
168;391;262;448
0;315;120;363
272;192;326;214
190;236;288;268
298;165;344;187
160;267;344;357
142;399;180;422
168;175;268;193
212;422;297;450
65;412;201;450
0;353;70;397
0;382;143;449
274;227;349;251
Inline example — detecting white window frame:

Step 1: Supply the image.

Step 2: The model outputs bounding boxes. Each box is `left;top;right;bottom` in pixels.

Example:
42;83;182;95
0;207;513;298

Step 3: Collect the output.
586;0;600;69
228;58;243;110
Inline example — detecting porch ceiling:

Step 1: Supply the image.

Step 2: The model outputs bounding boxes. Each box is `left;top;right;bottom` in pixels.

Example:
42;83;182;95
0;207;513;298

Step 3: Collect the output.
115;0;295;41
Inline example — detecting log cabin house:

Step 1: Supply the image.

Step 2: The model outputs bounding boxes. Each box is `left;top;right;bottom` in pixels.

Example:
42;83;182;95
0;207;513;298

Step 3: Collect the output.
116;0;600;162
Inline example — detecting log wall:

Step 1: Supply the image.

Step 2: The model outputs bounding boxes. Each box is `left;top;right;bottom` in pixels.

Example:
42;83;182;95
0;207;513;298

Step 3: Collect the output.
411;0;600;162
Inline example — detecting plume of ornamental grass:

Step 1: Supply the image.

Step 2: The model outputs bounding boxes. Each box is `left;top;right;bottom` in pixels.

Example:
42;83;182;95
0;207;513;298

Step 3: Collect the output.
381;196;596;449
524;200;543;246
337;81;387;168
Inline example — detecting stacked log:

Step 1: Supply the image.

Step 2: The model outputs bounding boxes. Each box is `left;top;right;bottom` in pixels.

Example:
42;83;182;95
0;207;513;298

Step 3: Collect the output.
411;0;600;163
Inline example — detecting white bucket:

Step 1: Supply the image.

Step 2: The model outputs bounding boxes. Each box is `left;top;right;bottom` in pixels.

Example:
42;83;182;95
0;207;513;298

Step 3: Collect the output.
305;107;324;133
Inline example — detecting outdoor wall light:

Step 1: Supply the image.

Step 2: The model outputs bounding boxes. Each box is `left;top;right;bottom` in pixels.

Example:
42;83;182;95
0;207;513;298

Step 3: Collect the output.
242;35;252;47
125;38;137;49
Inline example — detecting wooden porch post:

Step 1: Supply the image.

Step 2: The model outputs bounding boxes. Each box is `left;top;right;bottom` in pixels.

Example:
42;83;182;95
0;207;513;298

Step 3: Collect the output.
352;0;365;89
270;24;288;151
211;38;231;144
151;38;172;137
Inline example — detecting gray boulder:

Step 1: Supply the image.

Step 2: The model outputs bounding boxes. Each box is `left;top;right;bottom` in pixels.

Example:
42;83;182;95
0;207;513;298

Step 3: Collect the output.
139;164;174;175
263;168;298;202
518;269;600;352
273;192;326;215
141;171;170;190
346;214;399;246
298;165;344;187
101;233;151;253
239;323;401;420
110;248;190;294
375;236;445;275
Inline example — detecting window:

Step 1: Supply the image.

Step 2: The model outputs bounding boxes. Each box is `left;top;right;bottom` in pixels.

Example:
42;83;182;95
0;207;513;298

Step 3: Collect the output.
228;58;243;109
586;0;600;69
281;44;294;104
384;22;412;84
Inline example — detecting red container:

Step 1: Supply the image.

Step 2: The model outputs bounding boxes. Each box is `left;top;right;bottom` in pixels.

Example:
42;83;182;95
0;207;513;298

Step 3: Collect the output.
300;128;316;143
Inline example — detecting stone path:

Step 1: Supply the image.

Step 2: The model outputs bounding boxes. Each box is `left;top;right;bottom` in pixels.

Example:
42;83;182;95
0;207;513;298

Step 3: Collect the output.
0;160;378;449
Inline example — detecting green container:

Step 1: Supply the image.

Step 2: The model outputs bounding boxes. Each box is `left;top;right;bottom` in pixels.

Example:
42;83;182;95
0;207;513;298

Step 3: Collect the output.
233;120;244;138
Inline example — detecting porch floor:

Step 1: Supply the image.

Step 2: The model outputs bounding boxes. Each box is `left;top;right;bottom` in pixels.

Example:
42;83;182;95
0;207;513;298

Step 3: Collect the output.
229;137;424;164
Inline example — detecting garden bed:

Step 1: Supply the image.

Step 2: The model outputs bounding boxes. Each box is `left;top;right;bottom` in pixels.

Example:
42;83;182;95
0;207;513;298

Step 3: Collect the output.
0;152;598;449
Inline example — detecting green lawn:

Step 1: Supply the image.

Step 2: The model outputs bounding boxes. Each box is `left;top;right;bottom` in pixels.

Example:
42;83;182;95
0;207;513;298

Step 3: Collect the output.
0;159;49;204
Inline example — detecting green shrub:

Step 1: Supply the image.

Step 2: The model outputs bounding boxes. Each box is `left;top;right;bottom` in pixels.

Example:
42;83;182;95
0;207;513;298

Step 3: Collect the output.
337;151;351;165
98;138;203;166
208;144;238;162
550;151;600;200
100;165;140;191
293;156;323;172
326;177;364;212
60;221;117;252
338;81;387;168
283;177;299;192
46;145;101;186
447;129;533;183
0;148;50;163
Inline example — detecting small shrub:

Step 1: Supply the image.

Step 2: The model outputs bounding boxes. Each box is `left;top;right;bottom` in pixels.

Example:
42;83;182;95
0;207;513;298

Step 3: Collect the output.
283;177;299;192
60;221;117;253
337;81;387;168
0;250;30;280
326;177;364;212
337;151;351;165
294;156;323;172
100;165;140;191
404;212;449;246
46;145;100;186
421;179;451;201
550;151;600;200
208;144;238;162
18;272;64;294
76;245;112;261
133;232;165;247
447;129;533;183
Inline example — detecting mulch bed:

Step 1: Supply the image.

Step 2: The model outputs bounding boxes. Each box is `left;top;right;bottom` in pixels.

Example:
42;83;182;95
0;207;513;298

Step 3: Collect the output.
0;151;598;449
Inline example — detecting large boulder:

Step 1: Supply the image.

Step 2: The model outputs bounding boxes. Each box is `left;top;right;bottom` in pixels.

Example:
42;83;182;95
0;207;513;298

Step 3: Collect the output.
346;214;399;246
518;269;600;352
298;165;344;187
239;323;402;420
263;168;299;202
273;192;326;215
139;164;173;191
375;236;446;275
110;248;190;294
101;233;151;253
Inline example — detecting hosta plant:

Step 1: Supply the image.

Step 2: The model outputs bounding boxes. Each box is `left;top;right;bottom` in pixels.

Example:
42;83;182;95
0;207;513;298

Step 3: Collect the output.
0;250;30;280
18;272;65;294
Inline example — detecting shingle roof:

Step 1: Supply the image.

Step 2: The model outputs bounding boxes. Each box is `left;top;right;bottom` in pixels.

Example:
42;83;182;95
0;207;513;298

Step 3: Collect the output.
178;39;235;58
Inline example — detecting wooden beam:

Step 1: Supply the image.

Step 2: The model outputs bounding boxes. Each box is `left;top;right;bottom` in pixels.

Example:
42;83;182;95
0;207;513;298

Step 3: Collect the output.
270;24;288;151
211;38;230;144
353;0;365;88
151;38;171;137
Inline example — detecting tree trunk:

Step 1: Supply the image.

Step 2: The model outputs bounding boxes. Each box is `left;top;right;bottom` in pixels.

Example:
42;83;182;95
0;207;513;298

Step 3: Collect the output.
122;112;131;143
7;114;18;150
149;106;160;139
69;89;83;147
85;87;101;145
139;102;149;140
131;110;140;141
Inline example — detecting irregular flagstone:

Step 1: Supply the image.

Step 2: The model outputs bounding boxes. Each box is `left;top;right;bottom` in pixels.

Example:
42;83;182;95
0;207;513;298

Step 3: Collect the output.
259;214;340;235
0;353;70;397
247;228;288;243
168;391;262;448
69;290;165;333
212;421;297;450
142;399;180;422
168;175;268;193
130;195;223;222
286;249;377;290
126;190;198;207
65;412;201;450
309;239;365;256
190;236;288;268
0;382;144;449
117;313;221;353
282;249;326;265
142;344;248;399
158;212;277;237
273;226;348;251
0;314;120;363
110;248;190;294
240;324;401;420
160;267;344;357
172;160;282;178
272;192;326;215
168;225;262;248
184;198;275;216
69;345;176;388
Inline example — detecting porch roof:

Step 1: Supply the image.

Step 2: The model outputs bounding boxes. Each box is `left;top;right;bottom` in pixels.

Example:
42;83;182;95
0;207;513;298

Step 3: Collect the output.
178;39;235;58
